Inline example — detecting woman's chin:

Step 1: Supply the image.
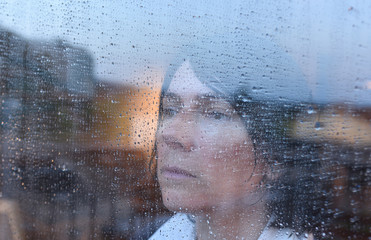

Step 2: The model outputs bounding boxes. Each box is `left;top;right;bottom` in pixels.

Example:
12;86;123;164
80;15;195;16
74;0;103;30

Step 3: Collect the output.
161;189;209;213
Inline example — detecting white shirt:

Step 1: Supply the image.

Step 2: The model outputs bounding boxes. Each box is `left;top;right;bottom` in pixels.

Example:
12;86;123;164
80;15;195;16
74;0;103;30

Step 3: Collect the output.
149;213;314;240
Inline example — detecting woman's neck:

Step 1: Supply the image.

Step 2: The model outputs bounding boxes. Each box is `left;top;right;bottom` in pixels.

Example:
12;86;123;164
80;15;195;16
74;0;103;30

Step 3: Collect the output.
194;201;268;240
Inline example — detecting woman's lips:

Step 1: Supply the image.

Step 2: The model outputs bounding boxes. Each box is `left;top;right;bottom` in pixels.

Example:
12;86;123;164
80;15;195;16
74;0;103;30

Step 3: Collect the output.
160;167;197;179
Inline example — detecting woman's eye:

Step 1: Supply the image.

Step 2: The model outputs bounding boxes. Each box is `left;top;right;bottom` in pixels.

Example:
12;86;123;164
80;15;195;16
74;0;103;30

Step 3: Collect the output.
163;108;178;117
205;110;228;120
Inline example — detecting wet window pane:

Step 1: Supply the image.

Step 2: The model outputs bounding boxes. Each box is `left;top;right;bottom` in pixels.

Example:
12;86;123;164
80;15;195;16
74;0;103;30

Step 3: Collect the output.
0;1;370;239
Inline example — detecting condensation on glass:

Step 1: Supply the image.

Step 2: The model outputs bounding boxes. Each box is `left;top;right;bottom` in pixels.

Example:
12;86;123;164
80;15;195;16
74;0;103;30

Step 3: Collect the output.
0;1;369;239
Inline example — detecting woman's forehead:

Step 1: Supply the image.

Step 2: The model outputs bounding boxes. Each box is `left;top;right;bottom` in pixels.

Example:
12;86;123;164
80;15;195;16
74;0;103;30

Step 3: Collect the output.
167;60;215;97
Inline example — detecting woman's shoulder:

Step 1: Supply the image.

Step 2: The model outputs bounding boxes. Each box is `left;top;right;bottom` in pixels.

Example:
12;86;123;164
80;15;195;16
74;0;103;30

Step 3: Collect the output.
148;213;195;240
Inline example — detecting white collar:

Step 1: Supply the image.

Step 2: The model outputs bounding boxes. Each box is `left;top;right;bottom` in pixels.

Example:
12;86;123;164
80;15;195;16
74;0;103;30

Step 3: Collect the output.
149;213;314;240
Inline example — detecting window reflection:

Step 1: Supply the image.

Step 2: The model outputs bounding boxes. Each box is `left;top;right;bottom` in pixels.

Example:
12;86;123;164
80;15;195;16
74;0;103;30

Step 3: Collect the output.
0;1;370;239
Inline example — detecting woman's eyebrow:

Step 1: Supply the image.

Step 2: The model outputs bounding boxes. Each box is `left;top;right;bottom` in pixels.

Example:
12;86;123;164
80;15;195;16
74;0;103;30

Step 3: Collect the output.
197;93;228;104
163;92;229;107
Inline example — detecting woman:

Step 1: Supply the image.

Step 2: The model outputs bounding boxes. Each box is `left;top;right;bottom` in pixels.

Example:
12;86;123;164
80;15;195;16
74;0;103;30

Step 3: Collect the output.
149;32;324;240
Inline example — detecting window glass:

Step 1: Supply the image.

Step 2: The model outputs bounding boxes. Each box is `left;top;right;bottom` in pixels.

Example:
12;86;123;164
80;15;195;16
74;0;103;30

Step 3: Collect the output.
0;1;370;239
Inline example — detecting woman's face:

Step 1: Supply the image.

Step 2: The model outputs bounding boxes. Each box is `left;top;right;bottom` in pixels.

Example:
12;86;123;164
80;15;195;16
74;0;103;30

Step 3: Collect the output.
156;61;265;212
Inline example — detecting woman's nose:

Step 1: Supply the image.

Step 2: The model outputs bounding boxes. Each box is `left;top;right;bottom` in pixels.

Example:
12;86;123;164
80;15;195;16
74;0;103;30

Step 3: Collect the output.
161;113;197;152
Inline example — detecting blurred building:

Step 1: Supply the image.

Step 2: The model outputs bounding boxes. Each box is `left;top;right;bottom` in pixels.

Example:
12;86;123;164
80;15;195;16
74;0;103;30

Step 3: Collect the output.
0;27;98;239
0;27;166;240
0;27;95;161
